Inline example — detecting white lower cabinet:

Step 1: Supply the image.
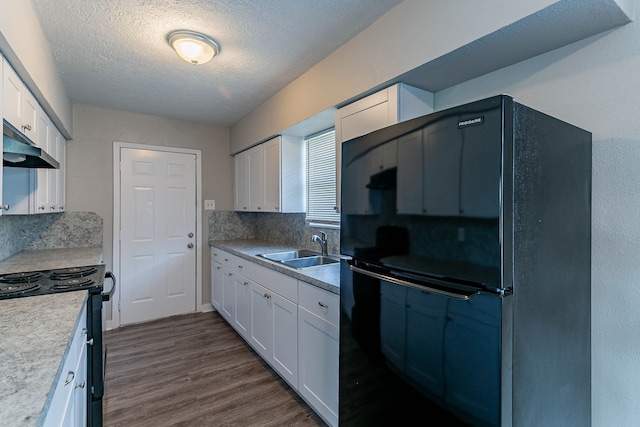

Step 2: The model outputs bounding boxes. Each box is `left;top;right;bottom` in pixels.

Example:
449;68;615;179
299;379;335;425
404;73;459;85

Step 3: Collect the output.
43;302;87;427
298;281;339;427
249;280;298;388
234;275;251;340
210;248;339;426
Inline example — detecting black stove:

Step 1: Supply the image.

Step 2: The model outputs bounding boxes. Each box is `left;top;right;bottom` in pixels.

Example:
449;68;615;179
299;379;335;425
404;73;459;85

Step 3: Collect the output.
0;264;106;299
0;263;115;427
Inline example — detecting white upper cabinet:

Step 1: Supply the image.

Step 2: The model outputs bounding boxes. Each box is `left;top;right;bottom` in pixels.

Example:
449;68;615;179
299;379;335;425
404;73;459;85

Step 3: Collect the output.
1;55;4;215
3;59;37;141
33;106;51;213
234;135;304;213
56;131;66;212
334;83;434;212
2;57;67;215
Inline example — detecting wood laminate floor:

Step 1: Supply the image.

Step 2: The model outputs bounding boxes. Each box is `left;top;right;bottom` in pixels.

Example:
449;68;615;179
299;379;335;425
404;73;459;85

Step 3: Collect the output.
103;311;326;427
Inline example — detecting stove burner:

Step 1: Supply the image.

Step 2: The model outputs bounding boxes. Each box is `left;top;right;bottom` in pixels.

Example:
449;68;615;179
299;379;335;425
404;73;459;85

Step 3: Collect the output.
49;266;98;281
0;282;40;296
52;277;96;291
0;271;43;284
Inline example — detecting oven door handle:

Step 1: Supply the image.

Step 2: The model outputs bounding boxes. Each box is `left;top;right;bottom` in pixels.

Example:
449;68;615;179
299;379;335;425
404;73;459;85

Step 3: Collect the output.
349;264;478;300
102;271;116;302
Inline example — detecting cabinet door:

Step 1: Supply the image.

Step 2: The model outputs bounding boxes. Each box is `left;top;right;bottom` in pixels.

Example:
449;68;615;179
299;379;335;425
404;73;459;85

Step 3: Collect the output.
68;342;87;427
249;281;272;360
233;275;251;340
57;134;66;211
210;260;223;311
47;122;59;212
262;137;281;212
298;307;339;427
34;108;51;213
43;304;86;426
220;268;235;322
247;145;264;211
234;151;249;211
271;292;298;387
2;59;22;128
21;89;38;142
0;56;4;216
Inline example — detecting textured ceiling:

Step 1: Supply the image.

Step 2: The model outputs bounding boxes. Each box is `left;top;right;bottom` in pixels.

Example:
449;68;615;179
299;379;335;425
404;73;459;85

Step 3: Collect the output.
31;0;403;127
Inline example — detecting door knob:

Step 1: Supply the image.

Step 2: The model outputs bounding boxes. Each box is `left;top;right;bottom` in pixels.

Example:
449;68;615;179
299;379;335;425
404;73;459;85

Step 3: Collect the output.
188;232;194;238
187;243;194;249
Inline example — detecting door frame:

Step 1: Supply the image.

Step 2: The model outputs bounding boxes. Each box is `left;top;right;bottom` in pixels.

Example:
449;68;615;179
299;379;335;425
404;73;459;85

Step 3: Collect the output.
110;141;203;329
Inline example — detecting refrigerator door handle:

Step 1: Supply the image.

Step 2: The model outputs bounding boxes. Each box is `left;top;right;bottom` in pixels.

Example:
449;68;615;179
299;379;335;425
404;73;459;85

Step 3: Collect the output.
349;264;479;300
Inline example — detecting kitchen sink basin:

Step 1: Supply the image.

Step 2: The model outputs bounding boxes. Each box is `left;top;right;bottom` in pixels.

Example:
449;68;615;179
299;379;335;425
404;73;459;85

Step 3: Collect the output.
258;249;320;262
281;256;339;269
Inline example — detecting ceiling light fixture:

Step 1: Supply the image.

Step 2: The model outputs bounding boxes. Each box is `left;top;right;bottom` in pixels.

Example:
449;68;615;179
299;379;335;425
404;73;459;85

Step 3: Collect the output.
167;30;220;65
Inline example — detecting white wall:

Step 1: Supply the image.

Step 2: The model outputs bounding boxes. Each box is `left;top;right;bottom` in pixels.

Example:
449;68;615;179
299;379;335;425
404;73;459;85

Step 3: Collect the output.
229;0;558;153
68;105;233;311
230;0;640;425
0;0;72;137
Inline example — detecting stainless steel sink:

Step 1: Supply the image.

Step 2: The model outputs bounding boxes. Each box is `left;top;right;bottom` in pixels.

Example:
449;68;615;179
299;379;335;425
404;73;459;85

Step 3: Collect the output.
257;249;320;262
281;256;339;269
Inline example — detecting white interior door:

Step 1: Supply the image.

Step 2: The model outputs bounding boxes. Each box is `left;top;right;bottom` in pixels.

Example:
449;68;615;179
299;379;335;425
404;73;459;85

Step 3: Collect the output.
119;147;197;325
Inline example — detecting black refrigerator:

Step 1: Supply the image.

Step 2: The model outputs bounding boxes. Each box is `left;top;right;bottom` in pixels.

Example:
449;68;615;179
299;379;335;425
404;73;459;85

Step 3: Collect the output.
339;94;591;426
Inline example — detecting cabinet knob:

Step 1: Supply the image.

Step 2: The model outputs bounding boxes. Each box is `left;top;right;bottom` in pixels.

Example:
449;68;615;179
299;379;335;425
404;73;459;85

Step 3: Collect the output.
187;243;194;249
0;204;9;211
21;124;32;132
75;380;86;389
39;205;46;210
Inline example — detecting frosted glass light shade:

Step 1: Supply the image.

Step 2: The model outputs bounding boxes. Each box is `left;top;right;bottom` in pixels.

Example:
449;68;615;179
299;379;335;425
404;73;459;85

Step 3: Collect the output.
167;30;220;65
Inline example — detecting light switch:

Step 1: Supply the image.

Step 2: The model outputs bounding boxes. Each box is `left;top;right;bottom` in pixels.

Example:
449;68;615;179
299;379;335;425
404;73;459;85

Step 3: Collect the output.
204;200;215;210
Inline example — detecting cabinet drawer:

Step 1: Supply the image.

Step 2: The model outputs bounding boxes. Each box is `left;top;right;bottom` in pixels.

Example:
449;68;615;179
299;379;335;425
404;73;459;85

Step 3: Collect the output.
246;262;297;303
211;248;230;265
299;281;339;326
211;249;249;274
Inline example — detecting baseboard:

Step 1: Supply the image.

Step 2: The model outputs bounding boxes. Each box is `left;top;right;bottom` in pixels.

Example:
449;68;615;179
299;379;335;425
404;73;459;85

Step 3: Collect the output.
201;303;213;312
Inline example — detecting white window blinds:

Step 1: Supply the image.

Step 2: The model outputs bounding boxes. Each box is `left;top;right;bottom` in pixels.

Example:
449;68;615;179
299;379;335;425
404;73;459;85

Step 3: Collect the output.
306;129;340;223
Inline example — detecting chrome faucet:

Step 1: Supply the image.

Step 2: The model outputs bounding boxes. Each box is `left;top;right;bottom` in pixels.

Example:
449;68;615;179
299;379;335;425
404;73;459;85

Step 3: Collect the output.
311;231;328;256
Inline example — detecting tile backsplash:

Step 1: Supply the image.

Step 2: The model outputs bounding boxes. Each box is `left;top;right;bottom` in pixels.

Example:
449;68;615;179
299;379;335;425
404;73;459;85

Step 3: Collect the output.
208;210;339;255
0;212;103;261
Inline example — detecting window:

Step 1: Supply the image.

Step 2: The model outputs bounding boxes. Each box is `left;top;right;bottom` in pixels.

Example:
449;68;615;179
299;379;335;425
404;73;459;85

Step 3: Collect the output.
306;129;340;224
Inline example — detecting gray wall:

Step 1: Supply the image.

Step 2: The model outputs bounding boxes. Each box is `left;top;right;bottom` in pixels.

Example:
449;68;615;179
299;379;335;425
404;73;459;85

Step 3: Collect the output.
229;3;640;425
68;104;233;314
432;13;640;427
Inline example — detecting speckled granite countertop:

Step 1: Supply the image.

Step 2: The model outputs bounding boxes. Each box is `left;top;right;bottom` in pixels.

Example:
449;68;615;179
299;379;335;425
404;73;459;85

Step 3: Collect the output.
1;292;87;427
0;246;103;427
209;239;342;294
0;246;103;274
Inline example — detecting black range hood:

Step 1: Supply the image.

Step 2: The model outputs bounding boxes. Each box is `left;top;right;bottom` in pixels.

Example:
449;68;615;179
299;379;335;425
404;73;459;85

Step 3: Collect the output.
2;120;59;169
